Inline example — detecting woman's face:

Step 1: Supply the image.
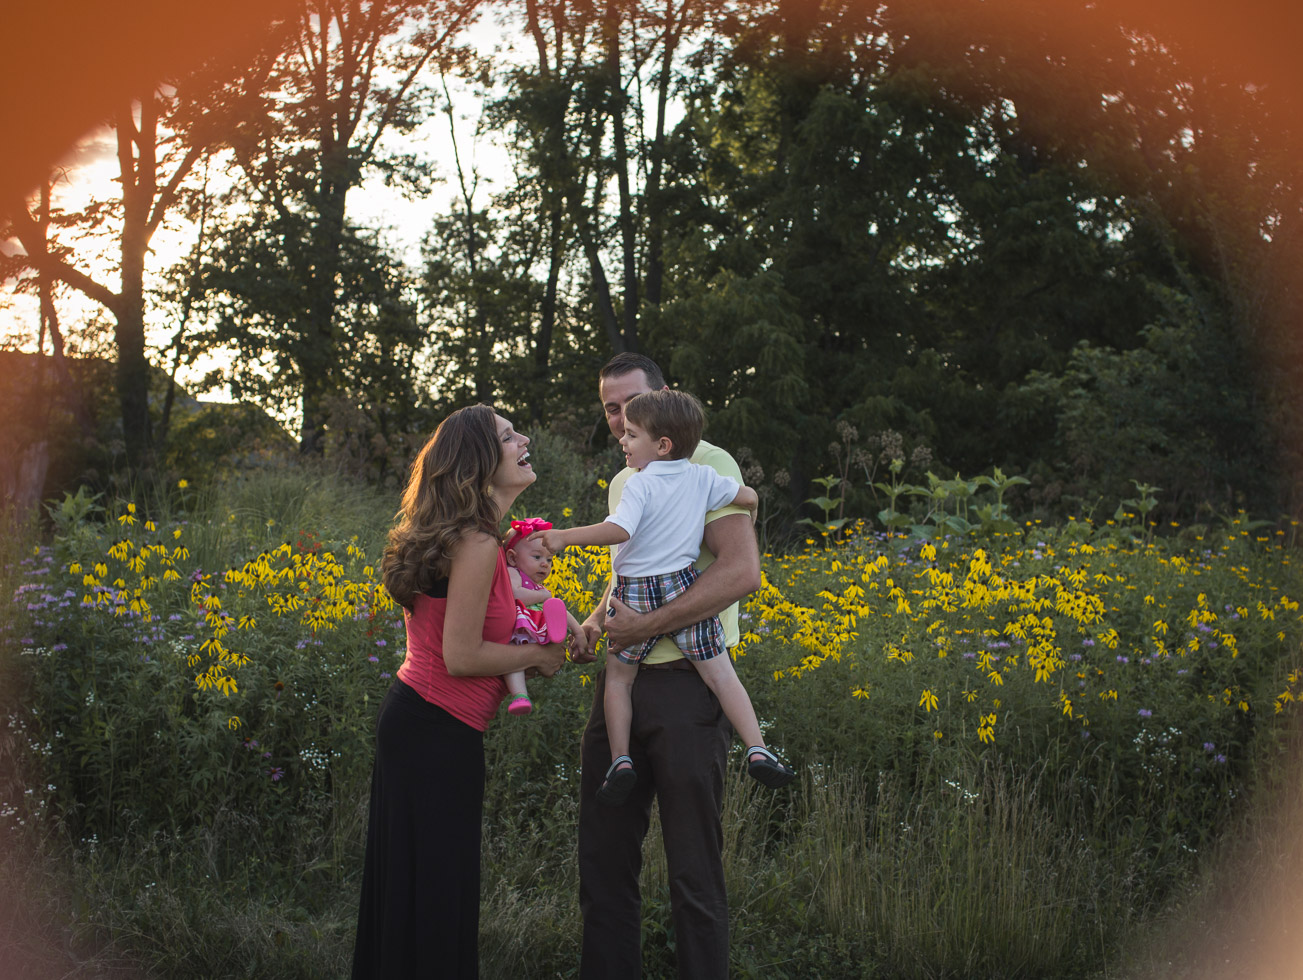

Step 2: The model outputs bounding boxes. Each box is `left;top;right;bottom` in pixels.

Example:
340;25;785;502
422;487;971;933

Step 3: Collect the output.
491;414;535;496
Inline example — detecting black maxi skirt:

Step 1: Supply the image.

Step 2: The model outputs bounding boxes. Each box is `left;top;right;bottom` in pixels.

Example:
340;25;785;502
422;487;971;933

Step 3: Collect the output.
352;678;486;979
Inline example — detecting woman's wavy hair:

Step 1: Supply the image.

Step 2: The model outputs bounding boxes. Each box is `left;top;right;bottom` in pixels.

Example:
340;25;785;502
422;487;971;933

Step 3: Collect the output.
382;404;503;609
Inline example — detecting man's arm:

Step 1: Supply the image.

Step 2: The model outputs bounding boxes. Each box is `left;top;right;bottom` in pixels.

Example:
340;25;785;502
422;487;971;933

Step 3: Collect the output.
603;512;761;651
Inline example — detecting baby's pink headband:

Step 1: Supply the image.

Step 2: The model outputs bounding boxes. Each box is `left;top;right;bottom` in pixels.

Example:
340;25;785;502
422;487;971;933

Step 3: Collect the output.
503;517;553;551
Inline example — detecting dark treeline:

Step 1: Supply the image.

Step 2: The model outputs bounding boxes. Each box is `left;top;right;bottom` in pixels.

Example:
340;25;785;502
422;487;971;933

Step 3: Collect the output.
3;0;1300;529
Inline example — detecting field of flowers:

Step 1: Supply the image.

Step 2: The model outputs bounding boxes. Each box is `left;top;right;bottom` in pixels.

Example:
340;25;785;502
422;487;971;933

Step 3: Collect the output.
2;474;1301;979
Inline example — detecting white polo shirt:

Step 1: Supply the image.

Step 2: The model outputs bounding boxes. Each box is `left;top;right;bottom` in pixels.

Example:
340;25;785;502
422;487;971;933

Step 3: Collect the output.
606;439;749;662
607;458;740;577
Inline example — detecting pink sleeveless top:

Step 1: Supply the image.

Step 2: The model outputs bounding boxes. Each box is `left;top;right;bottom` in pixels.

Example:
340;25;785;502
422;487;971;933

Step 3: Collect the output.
396;547;515;731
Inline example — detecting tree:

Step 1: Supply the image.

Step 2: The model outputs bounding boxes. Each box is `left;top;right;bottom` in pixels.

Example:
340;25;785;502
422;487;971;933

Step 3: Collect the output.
603;0;1279;524
492;0;722;361
202;205;429;475
0;44;283;473
214;0;481;454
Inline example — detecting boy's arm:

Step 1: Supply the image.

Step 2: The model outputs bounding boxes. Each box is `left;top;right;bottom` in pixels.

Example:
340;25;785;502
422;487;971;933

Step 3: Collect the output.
531;522;629;554
733;484;759;516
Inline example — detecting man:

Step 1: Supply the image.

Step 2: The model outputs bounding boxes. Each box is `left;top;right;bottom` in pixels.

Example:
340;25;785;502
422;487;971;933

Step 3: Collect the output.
571;352;762;979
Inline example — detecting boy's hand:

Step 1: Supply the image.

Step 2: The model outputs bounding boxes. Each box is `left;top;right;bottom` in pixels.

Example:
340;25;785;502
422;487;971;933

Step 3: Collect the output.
527;529;561;554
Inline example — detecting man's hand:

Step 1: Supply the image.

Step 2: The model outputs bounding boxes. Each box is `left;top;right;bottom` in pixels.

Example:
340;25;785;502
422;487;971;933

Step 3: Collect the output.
603;595;653;652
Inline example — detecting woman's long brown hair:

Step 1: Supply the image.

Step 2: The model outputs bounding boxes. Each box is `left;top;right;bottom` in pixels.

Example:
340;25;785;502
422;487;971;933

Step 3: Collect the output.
381;404;503;609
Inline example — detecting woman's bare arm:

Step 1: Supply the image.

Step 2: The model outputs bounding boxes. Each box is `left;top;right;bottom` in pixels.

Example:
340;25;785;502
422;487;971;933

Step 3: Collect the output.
443;532;565;678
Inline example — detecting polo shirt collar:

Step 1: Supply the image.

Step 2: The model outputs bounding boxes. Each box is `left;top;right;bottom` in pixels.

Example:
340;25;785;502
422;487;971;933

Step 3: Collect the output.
640;458;690;475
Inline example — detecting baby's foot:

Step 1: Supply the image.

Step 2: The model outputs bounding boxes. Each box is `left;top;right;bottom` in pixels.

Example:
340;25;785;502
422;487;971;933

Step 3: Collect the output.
541;597;568;643
508;693;533;716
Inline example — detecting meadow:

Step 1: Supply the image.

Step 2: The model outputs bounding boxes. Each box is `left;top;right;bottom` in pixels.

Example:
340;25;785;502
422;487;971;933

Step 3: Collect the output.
2;465;1301;979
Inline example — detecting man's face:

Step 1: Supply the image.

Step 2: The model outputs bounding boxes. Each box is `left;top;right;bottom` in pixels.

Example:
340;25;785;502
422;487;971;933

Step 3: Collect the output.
599;369;655;441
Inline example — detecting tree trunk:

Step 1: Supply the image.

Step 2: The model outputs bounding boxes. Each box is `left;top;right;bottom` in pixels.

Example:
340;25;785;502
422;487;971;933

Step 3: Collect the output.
605;0;639;351
531;203;565;422
116;99;156;473
644;1;680;309
300;152;351;455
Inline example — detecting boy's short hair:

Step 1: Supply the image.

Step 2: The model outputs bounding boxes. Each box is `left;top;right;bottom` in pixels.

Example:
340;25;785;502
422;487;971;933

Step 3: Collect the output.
624;389;705;460
599;352;666;391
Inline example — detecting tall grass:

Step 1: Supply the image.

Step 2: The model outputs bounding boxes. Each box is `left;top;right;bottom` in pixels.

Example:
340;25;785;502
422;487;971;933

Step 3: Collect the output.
3;465;1301;978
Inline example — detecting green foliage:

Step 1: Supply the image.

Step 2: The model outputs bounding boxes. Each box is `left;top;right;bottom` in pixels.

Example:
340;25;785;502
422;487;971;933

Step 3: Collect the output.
3;466;1301;977
1015;287;1273;520
865;462;1030;541
160;401;296;487
201;209;431;452
797;474;849;539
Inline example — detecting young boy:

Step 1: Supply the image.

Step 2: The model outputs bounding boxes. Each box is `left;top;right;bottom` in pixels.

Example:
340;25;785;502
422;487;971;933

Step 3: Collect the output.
530;389;795;805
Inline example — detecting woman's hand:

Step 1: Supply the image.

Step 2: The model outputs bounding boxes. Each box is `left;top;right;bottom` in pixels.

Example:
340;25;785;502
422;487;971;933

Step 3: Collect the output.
533;641;567;677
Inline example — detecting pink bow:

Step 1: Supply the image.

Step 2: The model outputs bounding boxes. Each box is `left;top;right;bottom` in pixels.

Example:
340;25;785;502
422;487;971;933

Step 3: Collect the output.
505;517;553;549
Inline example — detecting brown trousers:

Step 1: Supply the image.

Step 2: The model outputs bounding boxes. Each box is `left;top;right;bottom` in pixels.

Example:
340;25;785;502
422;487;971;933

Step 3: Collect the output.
578;665;733;979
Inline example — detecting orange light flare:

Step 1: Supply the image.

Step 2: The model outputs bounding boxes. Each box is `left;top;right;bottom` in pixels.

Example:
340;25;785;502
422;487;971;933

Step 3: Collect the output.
1;2;1302;976
0;0;297;204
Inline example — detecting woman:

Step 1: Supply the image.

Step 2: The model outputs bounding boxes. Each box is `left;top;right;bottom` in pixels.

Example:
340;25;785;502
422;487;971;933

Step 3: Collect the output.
351;405;572;979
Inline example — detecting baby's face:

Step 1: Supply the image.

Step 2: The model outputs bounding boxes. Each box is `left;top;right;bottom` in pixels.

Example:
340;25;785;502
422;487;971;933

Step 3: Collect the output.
510;542;553;583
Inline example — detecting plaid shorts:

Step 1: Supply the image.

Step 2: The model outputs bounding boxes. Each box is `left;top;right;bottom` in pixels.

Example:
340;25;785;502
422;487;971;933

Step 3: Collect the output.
610;565;726;665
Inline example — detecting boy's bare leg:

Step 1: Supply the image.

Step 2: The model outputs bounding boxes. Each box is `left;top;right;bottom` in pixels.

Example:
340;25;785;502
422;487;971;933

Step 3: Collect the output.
690;655;766;756
602;658;639;765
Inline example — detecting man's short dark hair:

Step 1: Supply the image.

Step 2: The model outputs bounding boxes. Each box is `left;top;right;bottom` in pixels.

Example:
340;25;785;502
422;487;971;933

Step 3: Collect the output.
624;389;705;460
599;352;666;390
